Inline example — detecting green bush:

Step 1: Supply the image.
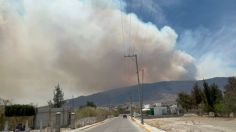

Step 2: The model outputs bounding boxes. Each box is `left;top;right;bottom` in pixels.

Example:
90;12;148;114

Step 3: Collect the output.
5;105;36;117
76;107;97;118
76;106;118;119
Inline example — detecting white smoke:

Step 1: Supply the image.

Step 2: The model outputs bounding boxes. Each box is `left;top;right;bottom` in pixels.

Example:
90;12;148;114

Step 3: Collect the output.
0;0;197;105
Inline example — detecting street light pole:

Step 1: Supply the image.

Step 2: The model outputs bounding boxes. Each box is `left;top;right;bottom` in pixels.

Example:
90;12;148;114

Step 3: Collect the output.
124;54;144;124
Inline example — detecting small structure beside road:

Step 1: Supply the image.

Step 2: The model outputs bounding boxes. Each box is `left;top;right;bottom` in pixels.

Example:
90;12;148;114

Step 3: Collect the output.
142;102;179;117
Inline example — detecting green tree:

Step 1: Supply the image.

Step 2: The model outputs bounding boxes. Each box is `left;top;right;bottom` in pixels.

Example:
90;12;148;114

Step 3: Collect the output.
211;83;223;113
224;77;236;113
202;81;223;112
176;92;193;112
5;105;36;117
53;84;64;108
211;83;223;104
76;107;97;118
86;101;97;108
117;106;127;114
0;106;5;129
191;83;203;109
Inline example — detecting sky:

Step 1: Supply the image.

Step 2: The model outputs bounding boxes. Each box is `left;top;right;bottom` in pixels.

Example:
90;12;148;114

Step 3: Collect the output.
125;0;236;78
0;0;235;105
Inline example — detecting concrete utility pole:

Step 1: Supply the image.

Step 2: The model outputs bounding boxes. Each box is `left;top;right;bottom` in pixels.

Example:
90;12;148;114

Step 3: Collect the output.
141;69;144;121
124;54;144;124
129;95;133;119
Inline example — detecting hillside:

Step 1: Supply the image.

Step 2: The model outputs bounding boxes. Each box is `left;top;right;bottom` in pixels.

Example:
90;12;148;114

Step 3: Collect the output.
65;77;228;107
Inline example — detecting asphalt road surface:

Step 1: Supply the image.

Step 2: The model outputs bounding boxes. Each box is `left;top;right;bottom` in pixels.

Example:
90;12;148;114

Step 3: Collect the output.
81;116;145;132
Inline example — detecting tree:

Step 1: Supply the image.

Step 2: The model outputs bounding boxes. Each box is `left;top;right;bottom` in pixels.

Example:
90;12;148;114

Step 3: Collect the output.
191;83;203;109
2;99;12;106
211;83;223;113
203;81;213;112
48;100;53;108
211;83;223;104
86;101;97;108
202;81;223;112
117;106;127;114
53;84;64;108
224;77;236;113
176;92;193;112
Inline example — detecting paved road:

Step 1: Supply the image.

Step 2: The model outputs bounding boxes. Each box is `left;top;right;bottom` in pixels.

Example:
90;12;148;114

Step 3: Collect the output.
81;117;145;132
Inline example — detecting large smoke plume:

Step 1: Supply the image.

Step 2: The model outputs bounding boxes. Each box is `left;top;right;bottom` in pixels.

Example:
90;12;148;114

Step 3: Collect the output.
0;0;197;105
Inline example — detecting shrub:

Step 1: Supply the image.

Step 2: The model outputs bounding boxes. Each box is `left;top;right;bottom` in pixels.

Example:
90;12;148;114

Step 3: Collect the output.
5;105;36;117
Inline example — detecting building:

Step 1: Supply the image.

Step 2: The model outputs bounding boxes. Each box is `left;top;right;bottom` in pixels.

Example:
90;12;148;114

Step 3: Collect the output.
144;102;178;116
35;106;72;129
153;106;168;116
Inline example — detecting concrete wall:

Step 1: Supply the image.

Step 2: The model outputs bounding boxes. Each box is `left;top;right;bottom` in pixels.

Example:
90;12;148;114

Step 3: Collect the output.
35;107;71;129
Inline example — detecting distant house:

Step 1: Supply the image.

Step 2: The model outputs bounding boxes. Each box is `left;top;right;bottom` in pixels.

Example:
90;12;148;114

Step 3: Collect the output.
153;106;168;116
144;102;178;116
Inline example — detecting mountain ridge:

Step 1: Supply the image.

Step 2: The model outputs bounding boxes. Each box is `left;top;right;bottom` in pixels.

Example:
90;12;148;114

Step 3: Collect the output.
65;77;229;107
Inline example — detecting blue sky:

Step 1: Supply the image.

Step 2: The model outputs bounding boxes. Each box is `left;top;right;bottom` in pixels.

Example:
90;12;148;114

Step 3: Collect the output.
124;0;236;78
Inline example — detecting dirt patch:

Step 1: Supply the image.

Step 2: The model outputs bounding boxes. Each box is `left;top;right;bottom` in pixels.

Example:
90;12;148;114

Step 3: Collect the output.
145;116;236;132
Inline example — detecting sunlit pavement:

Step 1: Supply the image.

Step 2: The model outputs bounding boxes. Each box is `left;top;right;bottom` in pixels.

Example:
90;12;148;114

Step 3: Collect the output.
76;116;145;132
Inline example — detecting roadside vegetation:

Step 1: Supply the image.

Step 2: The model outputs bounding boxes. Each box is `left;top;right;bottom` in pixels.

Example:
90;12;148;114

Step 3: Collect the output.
76;101;119;119
177;77;236;117
0;103;36;130
0;106;5;129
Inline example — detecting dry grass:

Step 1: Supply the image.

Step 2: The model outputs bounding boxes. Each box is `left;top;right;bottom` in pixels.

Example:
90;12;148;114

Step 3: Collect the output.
145;116;236;132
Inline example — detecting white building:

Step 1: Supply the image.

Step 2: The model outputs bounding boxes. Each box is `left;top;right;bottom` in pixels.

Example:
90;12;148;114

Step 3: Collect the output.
153;106;167;116
143;104;151;109
153;103;162;107
142;104;151;112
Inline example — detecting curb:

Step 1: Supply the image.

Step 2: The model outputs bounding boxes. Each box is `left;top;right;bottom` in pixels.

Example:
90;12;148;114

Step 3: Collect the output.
130;117;165;132
130;117;151;132
78;121;105;130
70;117;115;132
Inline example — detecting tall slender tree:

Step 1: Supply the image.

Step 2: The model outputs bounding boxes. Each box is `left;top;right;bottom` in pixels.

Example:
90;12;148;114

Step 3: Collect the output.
202;81;223;112
191;83;203;109
53;84;64;108
203;81;213;111
224;77;236;113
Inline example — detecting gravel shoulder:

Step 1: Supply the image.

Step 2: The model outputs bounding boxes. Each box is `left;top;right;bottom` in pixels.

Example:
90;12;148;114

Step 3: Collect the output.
145;116;236;132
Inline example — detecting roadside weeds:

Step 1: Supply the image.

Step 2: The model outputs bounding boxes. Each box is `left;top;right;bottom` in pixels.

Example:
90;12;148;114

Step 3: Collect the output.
130;117;165;132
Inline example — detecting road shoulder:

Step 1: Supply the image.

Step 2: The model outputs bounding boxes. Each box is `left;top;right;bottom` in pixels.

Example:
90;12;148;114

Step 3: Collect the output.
130;117;165;132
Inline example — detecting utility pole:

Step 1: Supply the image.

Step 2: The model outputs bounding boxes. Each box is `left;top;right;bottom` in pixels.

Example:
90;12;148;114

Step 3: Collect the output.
124;54;144;124
141;69;144;123
129;95;133;118
72;95;75;112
